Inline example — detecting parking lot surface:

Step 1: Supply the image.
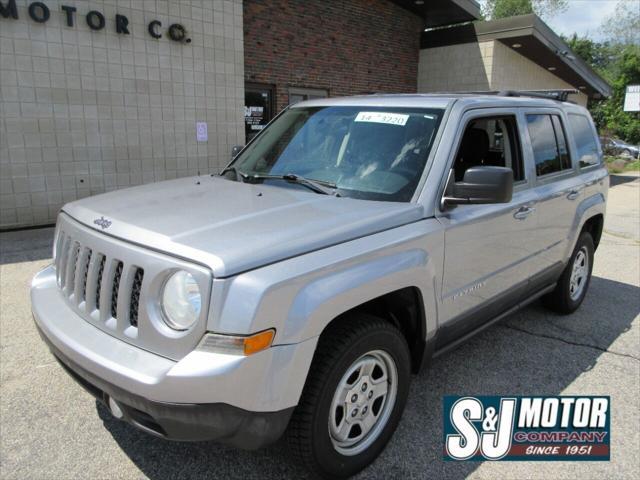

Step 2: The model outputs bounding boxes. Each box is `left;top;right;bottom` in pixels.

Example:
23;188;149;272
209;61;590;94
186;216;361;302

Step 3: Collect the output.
1;173;638;479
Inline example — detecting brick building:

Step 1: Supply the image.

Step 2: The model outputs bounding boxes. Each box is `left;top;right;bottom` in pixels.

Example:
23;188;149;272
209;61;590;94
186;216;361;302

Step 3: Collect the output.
0;1;610;229
241;0;477;140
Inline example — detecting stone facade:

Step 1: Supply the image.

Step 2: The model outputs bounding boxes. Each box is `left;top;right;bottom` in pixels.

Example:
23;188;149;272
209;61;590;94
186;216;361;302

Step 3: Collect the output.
0;0;245;229
417;40;588;106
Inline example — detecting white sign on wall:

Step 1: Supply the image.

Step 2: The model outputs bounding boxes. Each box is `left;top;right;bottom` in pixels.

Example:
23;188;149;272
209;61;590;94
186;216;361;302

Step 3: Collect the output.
196;122;208;142
623;85;640;112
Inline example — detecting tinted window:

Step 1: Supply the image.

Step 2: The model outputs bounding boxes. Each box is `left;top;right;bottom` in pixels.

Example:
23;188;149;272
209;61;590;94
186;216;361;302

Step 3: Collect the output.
527;114;572;176
569;114;600;168
551;116;572;170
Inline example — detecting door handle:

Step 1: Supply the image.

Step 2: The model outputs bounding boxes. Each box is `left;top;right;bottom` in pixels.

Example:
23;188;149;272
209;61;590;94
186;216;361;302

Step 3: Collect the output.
514;206;535;220
566;190;580;201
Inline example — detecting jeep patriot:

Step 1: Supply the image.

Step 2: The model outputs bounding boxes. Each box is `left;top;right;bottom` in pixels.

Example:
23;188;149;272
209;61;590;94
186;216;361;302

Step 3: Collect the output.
31;93;608;478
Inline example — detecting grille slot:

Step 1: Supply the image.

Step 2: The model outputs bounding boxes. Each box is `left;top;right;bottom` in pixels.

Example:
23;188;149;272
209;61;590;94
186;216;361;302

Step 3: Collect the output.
95;255;106;308
129;268;144;327
65;242;80;294
78;248;92;302
58;235;72;288
111;261;124;319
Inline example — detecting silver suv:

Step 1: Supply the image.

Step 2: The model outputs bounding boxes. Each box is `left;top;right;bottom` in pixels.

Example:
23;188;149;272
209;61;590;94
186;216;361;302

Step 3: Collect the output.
31;93;608;478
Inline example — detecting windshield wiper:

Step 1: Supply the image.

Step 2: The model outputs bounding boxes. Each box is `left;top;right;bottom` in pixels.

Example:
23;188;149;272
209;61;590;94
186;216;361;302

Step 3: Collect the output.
245;173;340;196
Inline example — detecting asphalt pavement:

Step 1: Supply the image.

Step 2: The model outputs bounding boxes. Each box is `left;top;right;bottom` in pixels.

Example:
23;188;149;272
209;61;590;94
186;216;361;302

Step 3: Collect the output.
1;173;638;479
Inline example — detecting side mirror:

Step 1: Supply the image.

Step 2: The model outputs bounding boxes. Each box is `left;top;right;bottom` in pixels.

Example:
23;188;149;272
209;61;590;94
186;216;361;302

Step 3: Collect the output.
231;145;244;159
443;166;513;206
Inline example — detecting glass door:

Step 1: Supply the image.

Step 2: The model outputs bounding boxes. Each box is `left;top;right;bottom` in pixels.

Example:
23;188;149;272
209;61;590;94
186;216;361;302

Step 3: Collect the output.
244;83;274;142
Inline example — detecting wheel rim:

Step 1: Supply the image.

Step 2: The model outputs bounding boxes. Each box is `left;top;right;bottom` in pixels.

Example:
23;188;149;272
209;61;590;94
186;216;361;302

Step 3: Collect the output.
569;246;589;301
328;350;398;456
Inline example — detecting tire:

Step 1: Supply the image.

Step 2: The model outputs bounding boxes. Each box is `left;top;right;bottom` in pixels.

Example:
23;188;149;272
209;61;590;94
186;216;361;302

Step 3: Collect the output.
543;232;594;314
287;314;411;479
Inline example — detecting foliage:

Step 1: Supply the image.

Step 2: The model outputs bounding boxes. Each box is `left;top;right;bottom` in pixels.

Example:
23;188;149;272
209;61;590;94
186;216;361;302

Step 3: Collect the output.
482;0;568;20
565;36;640;144
604;156;640;173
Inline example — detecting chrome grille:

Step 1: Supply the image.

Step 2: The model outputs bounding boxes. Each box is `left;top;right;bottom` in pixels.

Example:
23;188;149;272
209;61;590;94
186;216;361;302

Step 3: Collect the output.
54;232;142;329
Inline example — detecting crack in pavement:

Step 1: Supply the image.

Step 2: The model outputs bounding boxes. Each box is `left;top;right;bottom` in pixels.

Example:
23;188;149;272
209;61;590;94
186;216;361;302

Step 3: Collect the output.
500;324;640;362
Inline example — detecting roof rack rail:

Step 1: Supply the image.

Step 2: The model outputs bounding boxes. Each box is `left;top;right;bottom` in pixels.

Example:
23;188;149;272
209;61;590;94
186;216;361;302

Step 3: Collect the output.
497;89;579;102
442;89;580;102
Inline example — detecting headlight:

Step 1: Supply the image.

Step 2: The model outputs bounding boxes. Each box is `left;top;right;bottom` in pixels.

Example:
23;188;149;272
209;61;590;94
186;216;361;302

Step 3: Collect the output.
161;270;202;331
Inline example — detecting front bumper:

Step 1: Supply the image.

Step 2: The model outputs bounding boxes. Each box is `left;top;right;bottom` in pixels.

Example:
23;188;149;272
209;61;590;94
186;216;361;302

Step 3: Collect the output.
31;265;317;448
39;327;293;447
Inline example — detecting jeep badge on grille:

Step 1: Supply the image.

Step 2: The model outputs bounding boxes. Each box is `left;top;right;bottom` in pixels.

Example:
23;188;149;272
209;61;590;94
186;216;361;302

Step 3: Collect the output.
94;216;112;230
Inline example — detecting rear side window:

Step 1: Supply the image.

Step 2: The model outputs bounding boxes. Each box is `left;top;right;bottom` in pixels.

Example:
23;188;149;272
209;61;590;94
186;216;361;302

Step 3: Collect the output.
526;114;573;176
568;114;600;168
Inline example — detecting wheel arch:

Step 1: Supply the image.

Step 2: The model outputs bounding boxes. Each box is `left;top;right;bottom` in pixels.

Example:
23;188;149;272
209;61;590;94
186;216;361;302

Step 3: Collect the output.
317;287;428;374
567;192;606;258
580;213;604;250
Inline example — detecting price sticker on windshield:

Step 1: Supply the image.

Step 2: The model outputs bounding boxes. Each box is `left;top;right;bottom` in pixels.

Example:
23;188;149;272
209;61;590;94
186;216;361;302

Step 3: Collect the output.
355;111;409;126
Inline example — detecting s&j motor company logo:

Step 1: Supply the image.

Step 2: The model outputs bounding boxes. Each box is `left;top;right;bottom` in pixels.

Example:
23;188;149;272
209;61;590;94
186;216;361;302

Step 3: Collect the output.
443;396;610;461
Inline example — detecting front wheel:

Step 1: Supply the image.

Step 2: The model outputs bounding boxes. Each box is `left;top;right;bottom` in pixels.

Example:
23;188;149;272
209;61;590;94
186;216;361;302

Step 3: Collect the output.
543;232;594;314
287;314;411;479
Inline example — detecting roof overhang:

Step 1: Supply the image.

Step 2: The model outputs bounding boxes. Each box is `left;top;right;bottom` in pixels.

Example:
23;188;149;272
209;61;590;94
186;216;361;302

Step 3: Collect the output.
420;14;611;98
390;0;480;28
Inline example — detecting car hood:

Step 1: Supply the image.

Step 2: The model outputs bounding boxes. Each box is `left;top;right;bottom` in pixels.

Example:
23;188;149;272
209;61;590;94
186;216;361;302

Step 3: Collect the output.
62;176;424;277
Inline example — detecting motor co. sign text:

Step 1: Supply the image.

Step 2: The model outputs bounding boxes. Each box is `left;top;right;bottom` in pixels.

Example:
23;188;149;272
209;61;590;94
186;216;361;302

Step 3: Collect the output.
0;0;191;43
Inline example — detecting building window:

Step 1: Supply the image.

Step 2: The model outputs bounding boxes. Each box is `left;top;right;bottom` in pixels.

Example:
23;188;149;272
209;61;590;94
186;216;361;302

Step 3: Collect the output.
526;114;573;177
288;87;328;105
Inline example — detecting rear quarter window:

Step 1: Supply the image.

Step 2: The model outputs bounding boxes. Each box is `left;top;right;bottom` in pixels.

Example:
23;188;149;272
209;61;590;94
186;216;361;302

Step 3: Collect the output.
568;114;600;168
526;114;573;176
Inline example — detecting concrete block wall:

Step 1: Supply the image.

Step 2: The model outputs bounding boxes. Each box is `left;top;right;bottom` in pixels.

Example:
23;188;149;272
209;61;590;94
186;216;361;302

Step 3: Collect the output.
0;0;245;229
417;40;588;106
489;41;587;105
417;41;492;93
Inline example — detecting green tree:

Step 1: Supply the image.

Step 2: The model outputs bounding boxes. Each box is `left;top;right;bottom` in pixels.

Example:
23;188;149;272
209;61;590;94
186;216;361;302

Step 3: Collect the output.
483;0;568;20
595;46;640;144
565;1;640;144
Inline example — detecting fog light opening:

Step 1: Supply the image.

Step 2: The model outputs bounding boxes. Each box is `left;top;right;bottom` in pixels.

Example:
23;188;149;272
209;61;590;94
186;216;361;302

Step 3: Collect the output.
108;396;124;419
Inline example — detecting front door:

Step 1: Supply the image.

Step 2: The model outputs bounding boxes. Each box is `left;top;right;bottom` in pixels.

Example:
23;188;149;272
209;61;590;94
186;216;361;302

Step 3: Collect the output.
436;111;540;347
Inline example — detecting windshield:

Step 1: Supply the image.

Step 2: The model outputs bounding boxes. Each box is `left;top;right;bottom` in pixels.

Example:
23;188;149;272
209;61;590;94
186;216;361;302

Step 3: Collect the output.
225;106;444;201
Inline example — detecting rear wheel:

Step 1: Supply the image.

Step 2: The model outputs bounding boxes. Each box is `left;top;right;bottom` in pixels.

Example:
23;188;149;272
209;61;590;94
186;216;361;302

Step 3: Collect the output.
543;232;594;314
287;314;411;479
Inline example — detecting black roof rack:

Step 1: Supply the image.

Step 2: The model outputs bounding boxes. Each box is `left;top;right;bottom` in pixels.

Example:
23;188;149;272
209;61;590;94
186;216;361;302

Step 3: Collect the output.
428;89;580;102
496;89;579;102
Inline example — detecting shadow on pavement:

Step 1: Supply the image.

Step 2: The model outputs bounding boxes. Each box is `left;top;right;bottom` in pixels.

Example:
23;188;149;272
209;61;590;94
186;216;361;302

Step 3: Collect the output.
609;174;639;188
0;227;54;265
98;275;639;480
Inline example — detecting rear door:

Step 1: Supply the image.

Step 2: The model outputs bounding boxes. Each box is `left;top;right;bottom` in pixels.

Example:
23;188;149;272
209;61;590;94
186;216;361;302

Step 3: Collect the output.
436;109;541;346
523;109;584;288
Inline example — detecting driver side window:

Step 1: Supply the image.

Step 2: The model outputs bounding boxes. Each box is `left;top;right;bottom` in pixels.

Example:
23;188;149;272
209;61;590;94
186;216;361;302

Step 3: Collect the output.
453;116;525;183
